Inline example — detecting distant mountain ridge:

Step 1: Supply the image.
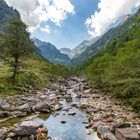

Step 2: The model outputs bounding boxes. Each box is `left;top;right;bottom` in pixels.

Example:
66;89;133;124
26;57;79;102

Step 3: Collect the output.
0;0;20;24
33;38;70;65
59;48;71;56
59;38;99;59
71;10;140;66
69;38;99;59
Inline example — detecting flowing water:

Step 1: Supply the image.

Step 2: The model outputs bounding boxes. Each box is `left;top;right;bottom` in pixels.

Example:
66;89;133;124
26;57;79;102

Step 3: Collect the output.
33;88;101;140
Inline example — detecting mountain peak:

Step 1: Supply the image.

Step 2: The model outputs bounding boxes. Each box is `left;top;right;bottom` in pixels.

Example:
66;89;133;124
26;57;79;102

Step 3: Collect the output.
33;38;70;65
0;0;20;24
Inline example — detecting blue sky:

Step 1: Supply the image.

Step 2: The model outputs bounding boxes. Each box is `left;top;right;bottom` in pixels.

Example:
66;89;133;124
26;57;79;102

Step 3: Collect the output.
32;0;99;49
5;0;140;49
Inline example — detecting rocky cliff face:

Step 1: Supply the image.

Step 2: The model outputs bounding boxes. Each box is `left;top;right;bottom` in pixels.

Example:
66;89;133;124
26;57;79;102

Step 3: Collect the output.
69;38;99;59
59;48;71;56
0;0;20;24
33;38;71;65
71;9;140;66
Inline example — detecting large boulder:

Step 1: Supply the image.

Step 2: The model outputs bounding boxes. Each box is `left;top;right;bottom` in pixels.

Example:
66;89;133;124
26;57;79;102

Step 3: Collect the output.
97;126;118;140
110;123;131;133
97;125;110;136
15;121;42;136
115;128;140;140
32;101;51;113
0;98;10;110
18;103;31;113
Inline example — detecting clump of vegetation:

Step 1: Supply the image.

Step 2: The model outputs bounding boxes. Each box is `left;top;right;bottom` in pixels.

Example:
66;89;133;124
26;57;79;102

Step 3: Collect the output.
86;13;140;113
0;20;70;96
0;20;34;82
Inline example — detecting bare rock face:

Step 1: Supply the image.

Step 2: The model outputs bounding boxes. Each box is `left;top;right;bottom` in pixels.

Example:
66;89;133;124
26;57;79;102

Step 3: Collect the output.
115;128;140;140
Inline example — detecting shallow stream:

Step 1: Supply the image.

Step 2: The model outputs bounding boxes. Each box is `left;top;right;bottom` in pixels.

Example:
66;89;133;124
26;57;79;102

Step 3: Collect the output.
33;89;101;140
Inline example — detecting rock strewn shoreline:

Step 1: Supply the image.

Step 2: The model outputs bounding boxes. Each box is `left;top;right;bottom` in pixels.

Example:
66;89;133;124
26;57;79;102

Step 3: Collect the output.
0;76;140;140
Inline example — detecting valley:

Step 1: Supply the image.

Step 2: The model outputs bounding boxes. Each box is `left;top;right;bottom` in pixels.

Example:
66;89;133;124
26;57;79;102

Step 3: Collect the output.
0;0;140;140
0;76;140;140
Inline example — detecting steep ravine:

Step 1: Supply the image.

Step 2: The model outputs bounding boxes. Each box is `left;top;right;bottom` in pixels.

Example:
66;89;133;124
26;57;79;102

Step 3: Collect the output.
0;76;140;140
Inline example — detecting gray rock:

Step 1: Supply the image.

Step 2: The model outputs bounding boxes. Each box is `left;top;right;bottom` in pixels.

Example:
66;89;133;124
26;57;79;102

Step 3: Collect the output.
7;132;16;138
5;138;13;140
84;89;92;94
111;123;131;133
97;126;110;136
50;84;60;91
104;132;118;140
0;128;8;140
115;128;140;140
33;101;51;113
0;98;10;110
18;103;31;113
54;104;62;111
97;126;118;140
15;121;42;136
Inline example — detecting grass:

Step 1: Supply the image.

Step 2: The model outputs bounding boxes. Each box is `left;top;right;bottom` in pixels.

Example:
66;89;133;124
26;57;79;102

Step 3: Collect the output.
0;55;70;96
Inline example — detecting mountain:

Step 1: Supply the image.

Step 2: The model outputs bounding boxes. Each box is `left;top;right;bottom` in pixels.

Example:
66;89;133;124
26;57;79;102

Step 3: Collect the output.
71;10;140;66
85;9;140;113
0;0;20;24
59;48;71;55
33;38;70;65
69;38;98;59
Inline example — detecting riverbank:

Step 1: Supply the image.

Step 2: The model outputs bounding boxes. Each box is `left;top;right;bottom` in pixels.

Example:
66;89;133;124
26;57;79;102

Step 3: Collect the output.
0;76;140;140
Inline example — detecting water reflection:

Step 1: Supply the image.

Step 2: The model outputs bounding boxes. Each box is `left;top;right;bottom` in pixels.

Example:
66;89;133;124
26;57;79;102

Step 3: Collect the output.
33;88;101;140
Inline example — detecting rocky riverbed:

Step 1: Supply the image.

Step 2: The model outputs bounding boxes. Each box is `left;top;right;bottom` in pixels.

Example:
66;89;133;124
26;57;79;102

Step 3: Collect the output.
0;76;140;140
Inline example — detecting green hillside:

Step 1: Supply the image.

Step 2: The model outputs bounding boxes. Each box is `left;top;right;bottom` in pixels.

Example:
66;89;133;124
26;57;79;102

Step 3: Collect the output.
86;11;140;113
72;10;140;66
0;55;70;96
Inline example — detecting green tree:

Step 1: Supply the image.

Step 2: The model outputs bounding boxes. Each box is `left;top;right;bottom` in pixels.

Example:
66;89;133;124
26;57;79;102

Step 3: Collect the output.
0;20;34;82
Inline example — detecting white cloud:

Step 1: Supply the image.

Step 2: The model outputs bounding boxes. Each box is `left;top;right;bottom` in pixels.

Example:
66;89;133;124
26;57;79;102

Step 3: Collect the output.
85;0;140;38
40;25;50;33
4;0;75;32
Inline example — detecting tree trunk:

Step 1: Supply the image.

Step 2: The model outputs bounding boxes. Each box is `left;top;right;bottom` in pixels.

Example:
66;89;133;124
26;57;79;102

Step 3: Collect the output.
12;57;18;83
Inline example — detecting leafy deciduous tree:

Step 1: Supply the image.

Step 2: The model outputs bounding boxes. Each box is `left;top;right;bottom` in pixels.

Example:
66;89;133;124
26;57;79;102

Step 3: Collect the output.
0;20;34;82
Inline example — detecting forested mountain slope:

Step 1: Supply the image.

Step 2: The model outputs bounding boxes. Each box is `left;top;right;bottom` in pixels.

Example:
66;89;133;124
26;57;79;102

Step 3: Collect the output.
71;10;140;66
34;38;71;65
85;9;140;113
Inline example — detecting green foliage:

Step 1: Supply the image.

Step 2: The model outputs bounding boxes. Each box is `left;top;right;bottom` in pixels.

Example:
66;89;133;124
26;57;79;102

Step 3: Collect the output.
0;20;35;81
0;56;70;96
86;14;140;113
